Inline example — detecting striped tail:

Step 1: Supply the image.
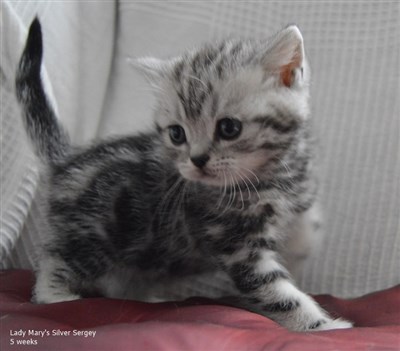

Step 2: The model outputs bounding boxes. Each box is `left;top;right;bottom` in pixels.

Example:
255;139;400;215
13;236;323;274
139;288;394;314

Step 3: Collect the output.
15;18;70;163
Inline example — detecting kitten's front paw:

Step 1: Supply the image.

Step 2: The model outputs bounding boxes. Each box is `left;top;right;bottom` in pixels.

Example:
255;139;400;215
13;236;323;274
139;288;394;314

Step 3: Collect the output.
312;318;353;331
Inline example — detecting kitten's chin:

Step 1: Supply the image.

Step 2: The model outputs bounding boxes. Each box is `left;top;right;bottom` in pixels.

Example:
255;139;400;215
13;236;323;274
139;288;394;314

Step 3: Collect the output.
179;168;225;187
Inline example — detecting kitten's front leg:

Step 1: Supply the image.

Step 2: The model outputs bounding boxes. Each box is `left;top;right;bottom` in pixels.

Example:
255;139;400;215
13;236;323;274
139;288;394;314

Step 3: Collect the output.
221;247;352;331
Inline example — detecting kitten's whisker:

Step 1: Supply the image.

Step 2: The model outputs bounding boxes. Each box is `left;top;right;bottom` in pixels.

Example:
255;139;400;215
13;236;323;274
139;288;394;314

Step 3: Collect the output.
240;167;261;185
273;156;294;178
279;160;297;190
235;173;245;210
279;159;292;176
272;178;297;194
220;172;233;215
239;168;261;201
229;170;244;210
216;170;227;210
222;170;228;209
278;159;295;181
235;169;252;201
268;157;297;192
227;171;236;211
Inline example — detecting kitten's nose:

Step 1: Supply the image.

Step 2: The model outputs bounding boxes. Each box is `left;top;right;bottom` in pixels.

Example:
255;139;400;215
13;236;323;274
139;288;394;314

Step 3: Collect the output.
190;154;210;169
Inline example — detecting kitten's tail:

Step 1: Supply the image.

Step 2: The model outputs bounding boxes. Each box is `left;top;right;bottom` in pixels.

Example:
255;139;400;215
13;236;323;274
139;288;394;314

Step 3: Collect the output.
15;18;70;163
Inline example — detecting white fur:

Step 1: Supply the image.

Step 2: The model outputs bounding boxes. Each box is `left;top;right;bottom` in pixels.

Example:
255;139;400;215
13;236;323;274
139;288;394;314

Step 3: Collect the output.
34;257;80;304
314;319;353;331
282;203;323;279
254;250;288;275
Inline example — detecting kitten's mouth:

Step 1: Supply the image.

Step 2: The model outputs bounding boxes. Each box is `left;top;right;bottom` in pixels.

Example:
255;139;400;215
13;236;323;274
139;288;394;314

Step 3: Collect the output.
179;163;260;188
195;168;219;181
186;168;251;188
180;167;223;186
198;168;216;178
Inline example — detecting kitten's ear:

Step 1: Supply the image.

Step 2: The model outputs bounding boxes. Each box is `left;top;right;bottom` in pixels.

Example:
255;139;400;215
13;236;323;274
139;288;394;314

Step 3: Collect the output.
263;25;305;87
128;57;174;83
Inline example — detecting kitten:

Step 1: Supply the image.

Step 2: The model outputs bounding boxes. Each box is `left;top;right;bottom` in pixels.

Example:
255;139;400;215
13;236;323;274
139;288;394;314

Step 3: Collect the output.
15;18;352;332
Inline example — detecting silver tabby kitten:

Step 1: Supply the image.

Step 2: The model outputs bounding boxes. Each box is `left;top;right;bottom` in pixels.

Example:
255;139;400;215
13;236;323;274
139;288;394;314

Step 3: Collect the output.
16;18;352;331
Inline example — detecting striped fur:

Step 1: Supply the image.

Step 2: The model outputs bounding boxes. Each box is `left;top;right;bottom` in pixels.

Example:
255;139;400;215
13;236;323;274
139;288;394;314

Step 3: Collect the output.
16;19;351;331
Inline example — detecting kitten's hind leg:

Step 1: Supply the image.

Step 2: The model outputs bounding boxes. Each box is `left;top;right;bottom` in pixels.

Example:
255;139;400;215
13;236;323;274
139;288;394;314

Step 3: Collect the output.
33;256;81;304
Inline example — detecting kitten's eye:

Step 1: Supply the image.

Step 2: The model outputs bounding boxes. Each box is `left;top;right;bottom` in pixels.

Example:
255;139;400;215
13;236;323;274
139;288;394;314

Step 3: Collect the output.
217;117;242;140
168;125;186;145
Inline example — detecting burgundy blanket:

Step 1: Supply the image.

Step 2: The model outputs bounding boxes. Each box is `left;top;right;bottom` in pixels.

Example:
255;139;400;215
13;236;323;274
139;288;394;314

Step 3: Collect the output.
1;270;399;350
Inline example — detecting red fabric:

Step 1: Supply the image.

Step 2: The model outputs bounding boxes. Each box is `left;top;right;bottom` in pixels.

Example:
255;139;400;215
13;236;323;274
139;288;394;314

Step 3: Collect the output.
1;270;399;351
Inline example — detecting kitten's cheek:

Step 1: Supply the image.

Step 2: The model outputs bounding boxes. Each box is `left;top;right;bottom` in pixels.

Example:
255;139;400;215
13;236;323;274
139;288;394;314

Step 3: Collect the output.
178;166;193;181
177;164;199;182
237;151;270;171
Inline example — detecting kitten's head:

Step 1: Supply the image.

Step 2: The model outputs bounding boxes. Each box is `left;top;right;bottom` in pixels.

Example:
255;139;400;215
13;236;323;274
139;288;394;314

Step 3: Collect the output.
133;25;310;187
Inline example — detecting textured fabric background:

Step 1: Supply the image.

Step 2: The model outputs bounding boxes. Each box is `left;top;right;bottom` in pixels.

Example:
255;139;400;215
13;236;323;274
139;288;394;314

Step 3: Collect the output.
1;1;116;268
1;1;399;298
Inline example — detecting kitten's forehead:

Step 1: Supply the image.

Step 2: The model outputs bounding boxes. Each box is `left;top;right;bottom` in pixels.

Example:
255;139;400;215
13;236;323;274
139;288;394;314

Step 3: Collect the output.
175;39;255;83
170;39;256;121
155;34;309;129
